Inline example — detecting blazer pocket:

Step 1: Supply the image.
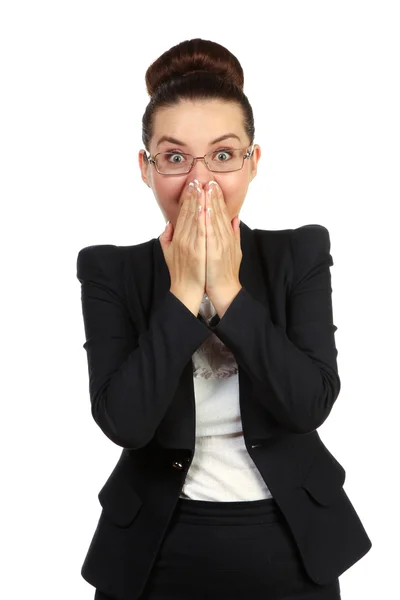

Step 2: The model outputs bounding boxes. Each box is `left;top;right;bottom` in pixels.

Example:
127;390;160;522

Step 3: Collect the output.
98;470;143;527
302;445;346;506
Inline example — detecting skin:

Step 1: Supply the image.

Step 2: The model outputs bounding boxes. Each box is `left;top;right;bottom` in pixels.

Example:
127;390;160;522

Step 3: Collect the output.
138;99;261;229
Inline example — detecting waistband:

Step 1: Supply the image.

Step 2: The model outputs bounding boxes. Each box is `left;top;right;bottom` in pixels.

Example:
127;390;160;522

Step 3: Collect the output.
173;497;283;525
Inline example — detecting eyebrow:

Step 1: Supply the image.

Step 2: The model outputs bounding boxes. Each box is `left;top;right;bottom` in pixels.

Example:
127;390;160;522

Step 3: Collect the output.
156;133;241;148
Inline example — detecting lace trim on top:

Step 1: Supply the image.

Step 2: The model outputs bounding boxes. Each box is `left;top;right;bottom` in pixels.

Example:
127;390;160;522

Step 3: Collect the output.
192;294;238;380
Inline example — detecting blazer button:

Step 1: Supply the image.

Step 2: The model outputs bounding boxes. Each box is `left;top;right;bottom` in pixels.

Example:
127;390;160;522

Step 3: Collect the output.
172;460;184;470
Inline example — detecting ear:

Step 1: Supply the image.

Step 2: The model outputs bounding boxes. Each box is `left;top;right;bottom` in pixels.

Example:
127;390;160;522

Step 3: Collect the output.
138;150;151;188
249;144;261;183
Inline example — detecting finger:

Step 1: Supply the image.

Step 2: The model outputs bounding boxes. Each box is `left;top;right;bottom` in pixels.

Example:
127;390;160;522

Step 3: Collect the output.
206;182;223;245
175;182;197;240
205;184;217;243
190;184;205;246
212;181;231;238
197;186;206;235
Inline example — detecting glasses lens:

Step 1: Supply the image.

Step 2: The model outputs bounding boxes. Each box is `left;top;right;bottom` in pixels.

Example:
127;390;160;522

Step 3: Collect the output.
155;152;192;174
206;148;244;172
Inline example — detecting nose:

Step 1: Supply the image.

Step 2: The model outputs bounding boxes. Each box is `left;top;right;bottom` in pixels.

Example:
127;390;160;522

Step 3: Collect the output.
188;158;215;189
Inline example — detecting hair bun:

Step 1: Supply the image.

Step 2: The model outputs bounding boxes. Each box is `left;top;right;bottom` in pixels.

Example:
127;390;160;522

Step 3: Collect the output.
145;38;244;97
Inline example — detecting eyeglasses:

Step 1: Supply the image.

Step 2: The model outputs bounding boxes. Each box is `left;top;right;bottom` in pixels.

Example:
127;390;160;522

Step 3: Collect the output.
145;144;255;175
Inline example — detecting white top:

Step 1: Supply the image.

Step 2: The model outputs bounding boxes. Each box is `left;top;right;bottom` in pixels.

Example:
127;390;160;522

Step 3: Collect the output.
179;293;273;501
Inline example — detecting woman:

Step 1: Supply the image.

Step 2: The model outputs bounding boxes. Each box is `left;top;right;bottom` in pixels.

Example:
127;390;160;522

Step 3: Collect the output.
77;38;372;600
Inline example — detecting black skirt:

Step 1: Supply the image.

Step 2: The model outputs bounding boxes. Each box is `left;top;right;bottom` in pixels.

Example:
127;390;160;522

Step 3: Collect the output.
96;496;341;600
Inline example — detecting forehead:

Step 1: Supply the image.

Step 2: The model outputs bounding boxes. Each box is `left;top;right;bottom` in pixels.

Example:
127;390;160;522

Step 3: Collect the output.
152;100;244;148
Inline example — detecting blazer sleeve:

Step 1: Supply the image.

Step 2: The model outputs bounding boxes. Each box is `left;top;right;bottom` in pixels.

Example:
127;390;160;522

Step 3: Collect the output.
209;225;340;433
76;245;211;449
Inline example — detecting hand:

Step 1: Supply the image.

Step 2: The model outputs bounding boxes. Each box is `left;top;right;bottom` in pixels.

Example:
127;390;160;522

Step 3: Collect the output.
159;181;206;298
204;180;242;296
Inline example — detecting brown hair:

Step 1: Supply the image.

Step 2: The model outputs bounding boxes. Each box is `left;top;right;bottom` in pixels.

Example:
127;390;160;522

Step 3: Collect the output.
142;38;255;158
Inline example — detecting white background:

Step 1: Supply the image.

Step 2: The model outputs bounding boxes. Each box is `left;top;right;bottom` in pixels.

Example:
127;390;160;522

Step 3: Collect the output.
1;1;398;598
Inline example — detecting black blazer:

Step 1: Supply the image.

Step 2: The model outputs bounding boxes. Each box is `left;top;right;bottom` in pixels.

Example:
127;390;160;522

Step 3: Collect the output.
76;220;372;600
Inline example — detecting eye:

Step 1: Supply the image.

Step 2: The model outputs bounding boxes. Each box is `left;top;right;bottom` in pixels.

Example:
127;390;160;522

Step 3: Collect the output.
166;152;186;163
212;148;234;161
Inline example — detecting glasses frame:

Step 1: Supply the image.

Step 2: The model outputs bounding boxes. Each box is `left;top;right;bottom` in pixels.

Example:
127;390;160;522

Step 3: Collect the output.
145;144;255;175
